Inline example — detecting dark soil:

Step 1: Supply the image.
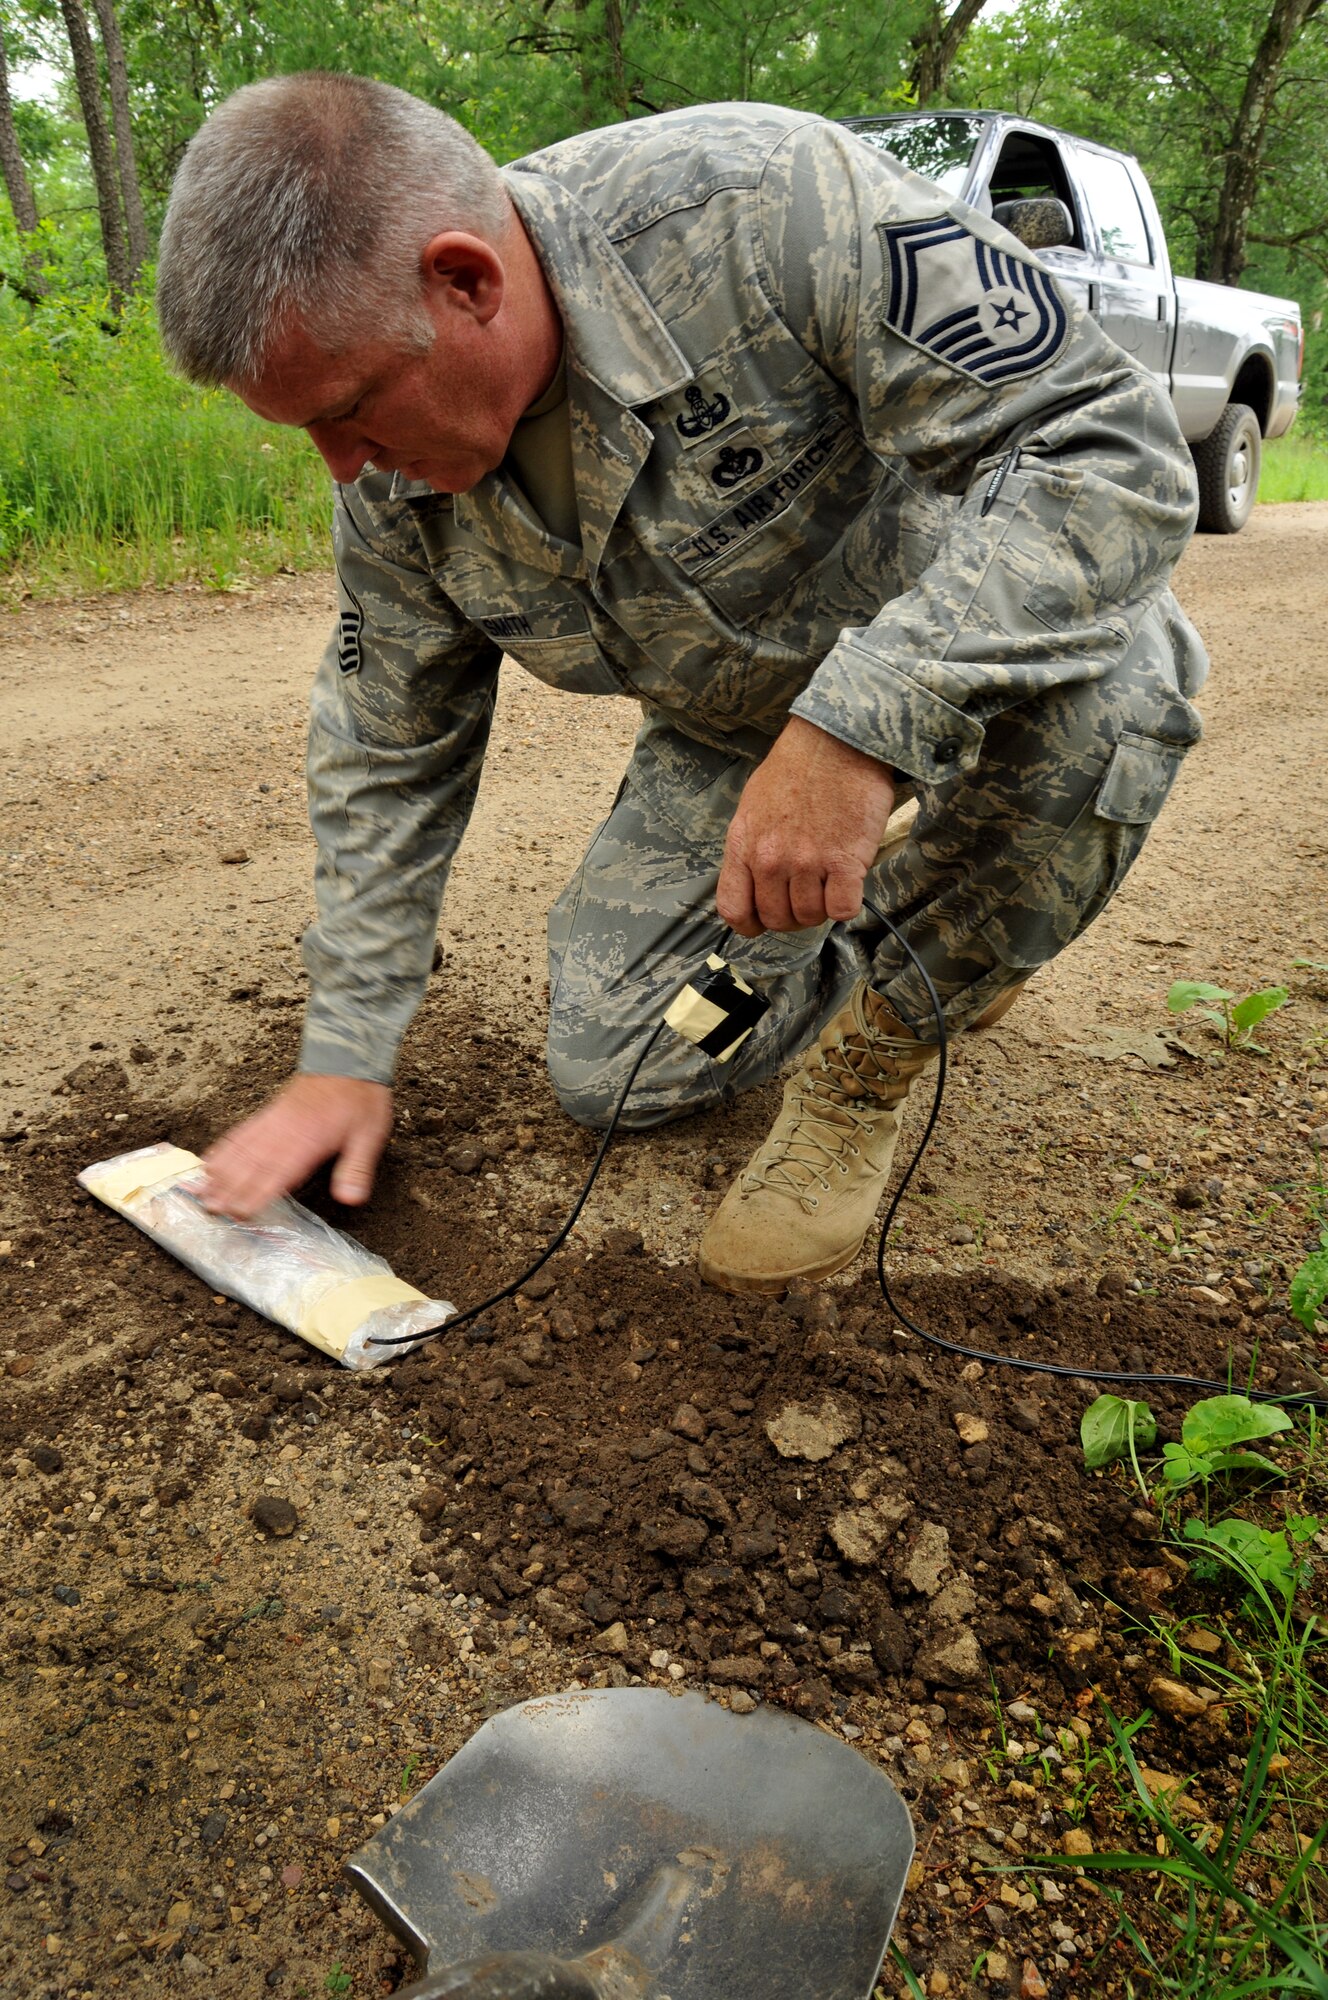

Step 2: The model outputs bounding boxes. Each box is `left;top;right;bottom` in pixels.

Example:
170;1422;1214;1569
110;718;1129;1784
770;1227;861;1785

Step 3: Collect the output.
3;998;1326;1997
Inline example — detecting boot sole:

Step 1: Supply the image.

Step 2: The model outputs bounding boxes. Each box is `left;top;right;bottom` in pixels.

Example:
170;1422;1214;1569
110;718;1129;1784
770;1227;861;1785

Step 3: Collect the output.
697;1230;869;1296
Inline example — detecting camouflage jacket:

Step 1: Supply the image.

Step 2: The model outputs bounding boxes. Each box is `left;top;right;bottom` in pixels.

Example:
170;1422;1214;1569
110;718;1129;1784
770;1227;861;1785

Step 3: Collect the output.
302;103;1202;1082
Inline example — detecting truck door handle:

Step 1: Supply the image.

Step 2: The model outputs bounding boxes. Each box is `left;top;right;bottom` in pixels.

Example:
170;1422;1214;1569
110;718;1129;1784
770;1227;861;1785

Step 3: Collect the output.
1088;281;1100;316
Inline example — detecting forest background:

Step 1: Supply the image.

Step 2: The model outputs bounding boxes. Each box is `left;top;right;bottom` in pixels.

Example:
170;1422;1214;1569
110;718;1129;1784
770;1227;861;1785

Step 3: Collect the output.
0;0;1325;596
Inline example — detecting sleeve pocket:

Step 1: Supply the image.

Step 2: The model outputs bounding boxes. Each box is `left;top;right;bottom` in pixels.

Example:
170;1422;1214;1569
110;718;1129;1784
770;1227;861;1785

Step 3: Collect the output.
1095;730;1188;826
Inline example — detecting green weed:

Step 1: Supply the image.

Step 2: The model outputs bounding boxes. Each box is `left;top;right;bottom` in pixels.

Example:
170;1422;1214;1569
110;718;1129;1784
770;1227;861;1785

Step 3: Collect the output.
1260;433;1328;506
1289;1167;1328;1337
0;292;330;599
1031;1699;1328;1995
1159;1396;1294;1498
323;1968;353;1998
1081;1393;1157;1501
1183;1515;1320;1613
1080;1391;1295;1501
1167;980;1290;1055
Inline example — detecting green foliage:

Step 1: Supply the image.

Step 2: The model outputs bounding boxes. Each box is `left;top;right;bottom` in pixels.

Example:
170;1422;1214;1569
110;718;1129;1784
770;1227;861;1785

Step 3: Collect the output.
1261;435;1328;506
1080;1391;1299;1497
1167;979;1290;1053
1183;1513;1320;1610
1290;1235;1328;1336
1030;1697;1328;1995
0;290;330;592
1081;1393;1157;1470
1159;1394;1293;1495
323;1968;352;1998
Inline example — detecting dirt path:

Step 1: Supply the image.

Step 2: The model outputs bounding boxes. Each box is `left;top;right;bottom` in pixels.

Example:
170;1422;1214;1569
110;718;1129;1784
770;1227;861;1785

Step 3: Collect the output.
1;507;1326;1999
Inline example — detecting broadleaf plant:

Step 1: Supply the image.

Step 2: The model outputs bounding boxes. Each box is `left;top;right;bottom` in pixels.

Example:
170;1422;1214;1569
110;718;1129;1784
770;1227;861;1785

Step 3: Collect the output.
1289;1230;1328;1335
1166;978;1289;1052
1158;1393;1293;1493
1183;1514;1320;1610
1081;1393;1157;1472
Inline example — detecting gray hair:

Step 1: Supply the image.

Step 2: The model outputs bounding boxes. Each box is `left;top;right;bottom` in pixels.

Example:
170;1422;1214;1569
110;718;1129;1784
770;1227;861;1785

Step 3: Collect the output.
157;72;511;385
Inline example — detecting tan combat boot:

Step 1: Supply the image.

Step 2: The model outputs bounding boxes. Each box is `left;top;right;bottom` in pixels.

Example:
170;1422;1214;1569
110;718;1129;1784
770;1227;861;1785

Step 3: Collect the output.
698;983;941;1295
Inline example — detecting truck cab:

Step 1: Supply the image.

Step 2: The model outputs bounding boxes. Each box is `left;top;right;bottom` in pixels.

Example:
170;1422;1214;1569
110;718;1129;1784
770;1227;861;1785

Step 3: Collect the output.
846;112;1303;531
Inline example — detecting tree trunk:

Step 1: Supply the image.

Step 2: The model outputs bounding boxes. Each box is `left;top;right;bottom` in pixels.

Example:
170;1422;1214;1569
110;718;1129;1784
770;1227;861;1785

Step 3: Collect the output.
92;0;149;284
1202;0;1326;286
57;0;130;304
0;18;47;294
908;0;991;106
573;0;630;125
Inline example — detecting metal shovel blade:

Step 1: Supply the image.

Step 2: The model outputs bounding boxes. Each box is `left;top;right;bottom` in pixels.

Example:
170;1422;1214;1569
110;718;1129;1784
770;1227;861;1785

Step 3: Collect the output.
346;1687;914;1999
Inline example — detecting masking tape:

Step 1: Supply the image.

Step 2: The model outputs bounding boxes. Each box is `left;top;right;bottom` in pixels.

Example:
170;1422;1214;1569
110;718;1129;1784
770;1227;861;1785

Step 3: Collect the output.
299;1273;430;1359
87;1146;202;1209
664;986;728;1045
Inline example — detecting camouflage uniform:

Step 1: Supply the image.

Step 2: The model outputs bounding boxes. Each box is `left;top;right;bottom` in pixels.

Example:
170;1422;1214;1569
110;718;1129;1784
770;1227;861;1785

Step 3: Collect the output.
301;104;1206;1124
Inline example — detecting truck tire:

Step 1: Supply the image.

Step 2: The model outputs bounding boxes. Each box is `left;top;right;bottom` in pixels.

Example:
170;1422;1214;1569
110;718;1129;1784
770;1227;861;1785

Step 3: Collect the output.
1193;402;1262;534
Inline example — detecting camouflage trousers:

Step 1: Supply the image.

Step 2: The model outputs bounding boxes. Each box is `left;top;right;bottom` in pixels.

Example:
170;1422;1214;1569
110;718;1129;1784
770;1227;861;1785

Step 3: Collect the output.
546;593;1205;1130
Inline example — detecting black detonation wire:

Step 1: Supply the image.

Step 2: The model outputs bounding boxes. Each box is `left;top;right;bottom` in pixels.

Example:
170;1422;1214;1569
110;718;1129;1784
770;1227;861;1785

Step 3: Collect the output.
860;896;1328;1414
366;1016;670;1349
370;905;1326;1411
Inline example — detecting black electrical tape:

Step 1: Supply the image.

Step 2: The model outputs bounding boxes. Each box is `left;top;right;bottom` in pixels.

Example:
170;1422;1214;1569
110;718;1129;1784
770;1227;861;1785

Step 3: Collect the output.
859;897;1328;1415
691;960;770;1056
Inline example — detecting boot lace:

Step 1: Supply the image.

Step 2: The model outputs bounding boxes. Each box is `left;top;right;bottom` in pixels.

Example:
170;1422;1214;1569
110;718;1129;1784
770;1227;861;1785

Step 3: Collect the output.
743;1024;914;1211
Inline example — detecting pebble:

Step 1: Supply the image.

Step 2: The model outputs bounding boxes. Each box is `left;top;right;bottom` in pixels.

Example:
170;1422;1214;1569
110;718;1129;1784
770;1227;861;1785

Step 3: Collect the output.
251;1496;299;1538
31;1443;64;1474
52;1584;81;1607
218;848;249;865
1062;1827;1093;1855
1148;1675;1214;1720
902;1521;951;1597
729;1691;757;1716
953;1412;988;1445
765;1397;859;1462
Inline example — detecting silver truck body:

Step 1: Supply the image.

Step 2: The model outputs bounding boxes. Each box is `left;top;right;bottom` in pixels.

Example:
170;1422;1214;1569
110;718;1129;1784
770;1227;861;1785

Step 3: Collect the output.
846;112;1302;527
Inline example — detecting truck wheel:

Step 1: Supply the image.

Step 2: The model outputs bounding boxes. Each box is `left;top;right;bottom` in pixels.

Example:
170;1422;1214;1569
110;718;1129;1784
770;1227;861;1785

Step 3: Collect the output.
1193;402;1262;534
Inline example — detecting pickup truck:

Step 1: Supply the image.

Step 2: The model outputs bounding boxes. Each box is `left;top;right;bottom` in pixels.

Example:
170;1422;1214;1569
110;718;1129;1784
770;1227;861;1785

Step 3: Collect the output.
845;111;1304;532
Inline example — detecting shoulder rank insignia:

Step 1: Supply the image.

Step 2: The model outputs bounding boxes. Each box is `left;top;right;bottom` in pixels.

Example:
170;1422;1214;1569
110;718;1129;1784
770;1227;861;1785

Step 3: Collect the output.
336;581;363;675
879;216;1069;384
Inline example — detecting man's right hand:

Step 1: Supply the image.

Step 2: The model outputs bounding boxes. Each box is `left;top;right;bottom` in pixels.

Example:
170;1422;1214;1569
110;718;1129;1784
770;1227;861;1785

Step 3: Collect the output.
198;1073;394;1220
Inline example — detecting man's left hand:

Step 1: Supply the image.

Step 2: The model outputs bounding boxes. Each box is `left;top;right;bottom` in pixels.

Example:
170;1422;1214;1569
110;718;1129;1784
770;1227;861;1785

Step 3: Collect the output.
717;716;895;937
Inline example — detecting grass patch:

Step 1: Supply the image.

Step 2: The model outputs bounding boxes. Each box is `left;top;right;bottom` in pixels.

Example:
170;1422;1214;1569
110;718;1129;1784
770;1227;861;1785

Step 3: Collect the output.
0;291;331;600
1260;431;1328;505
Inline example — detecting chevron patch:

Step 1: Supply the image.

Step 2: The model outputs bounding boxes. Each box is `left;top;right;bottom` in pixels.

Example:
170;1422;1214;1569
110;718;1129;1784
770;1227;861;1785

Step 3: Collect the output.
336;585;363;675
879;217;1069;384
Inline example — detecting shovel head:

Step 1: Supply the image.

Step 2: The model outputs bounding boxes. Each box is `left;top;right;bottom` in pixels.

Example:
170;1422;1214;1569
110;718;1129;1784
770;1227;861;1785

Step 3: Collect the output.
347;1688;914;1999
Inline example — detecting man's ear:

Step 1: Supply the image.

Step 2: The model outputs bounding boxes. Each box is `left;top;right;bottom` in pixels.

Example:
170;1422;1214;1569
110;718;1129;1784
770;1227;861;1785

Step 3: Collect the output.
419;232;505;324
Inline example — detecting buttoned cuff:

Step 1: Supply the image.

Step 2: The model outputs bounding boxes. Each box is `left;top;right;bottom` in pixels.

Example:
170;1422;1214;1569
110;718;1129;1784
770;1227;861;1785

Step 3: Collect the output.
791;644;985;784
299;1007;402;1087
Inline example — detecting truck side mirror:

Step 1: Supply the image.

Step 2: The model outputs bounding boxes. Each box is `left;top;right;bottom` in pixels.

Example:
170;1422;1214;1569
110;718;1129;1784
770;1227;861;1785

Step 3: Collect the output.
992;197;1074;250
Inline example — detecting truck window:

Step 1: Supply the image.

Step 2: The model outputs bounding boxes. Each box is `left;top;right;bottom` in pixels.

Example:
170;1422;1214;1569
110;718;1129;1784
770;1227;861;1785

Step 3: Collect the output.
848;114;987;196
987;131;1086;248
1073;148;1153;266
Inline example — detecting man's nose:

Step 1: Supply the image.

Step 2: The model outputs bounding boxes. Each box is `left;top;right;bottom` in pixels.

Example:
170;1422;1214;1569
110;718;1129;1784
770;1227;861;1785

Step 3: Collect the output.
305;421;375;484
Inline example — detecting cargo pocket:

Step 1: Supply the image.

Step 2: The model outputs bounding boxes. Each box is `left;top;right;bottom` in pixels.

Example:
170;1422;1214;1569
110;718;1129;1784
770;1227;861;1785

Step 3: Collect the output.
1095;729;1188;825
987;730;1190;971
